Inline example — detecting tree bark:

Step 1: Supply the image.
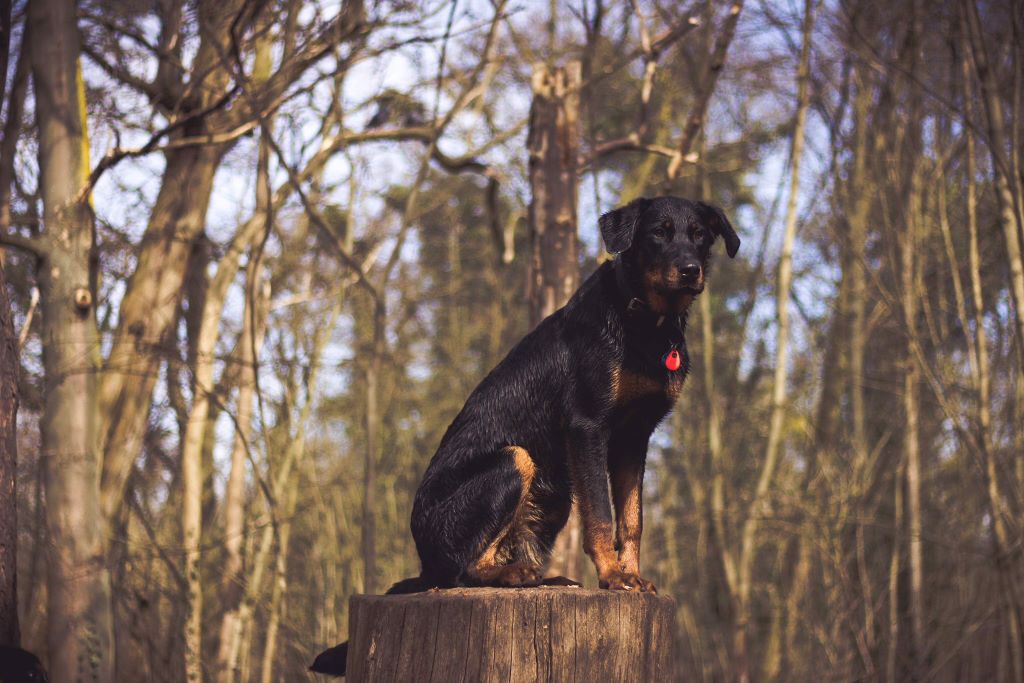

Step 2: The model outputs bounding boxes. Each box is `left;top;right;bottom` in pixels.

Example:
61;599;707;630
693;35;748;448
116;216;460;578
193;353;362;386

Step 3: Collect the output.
29;0;114;677
0;0;19;648
98;143;225;533
362;308;383;596
345;589;676;682
528;61;583;581
527;61;581;328
0;244;18;649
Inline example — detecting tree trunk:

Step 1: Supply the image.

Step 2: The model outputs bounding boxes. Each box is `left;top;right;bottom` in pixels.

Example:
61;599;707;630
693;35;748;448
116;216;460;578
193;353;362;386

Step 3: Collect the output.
221;300;338;681
527;61;581;328
181;184;267;683
528;60;582;581
182;57;276;674
0;0;17;635
362;303;384;596
962;49;1024;678
963;0;1024;369
0;249;17;648
98;143;225;532
734;2;814;678
887;459;904;683
258;465;300;683
29;0;114;677
903;165;924;676
848;66;873;495
344;589;676;682
215;261;270;682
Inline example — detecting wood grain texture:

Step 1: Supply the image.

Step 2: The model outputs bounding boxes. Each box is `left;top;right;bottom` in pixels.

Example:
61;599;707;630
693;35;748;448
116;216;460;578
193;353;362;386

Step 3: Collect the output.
346;588;676;682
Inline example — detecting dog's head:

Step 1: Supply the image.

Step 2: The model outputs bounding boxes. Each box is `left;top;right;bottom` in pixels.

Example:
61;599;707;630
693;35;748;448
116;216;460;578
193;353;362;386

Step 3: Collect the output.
600;196;740;313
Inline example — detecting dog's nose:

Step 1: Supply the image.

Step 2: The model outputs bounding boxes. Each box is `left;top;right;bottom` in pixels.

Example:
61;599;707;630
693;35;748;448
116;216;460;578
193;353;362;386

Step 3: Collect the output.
679;263;701;281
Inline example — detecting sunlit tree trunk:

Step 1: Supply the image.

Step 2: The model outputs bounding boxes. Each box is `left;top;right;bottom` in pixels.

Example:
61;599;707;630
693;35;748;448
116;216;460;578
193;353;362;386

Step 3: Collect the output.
29;0;114;677
887;456;904;683
258;450;301;683
181;212;269;682
962;0;1024;369
99;142;226;531
903;164;924;675
362;305;383;595
181;34;275;673
224;300;340;681
735;2;813;678
528;60;582;580
846;54;888;676
961;47;1024;678
527;61;581;327
215;257;270;682
97;0;246;533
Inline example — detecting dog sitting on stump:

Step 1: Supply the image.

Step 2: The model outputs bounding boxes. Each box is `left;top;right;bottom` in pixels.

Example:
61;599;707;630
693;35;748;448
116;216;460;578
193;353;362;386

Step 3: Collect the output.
312;196;739;676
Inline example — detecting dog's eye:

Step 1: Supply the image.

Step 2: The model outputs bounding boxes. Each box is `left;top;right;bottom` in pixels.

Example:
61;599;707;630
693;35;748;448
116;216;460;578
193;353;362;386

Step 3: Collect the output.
651;220;671;239
693;227;706;241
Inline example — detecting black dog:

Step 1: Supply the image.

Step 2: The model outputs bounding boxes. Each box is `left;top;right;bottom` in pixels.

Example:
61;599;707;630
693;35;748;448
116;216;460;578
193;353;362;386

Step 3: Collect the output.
312;196;738;676
0;646;48;683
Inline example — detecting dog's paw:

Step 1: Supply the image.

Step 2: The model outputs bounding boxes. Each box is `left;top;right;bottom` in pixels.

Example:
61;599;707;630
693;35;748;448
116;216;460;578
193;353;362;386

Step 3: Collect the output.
599;570;657;593
495;563;544;587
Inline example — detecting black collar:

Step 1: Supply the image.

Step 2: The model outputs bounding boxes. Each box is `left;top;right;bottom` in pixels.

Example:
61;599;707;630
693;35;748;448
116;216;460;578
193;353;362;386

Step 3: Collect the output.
612;256;684;337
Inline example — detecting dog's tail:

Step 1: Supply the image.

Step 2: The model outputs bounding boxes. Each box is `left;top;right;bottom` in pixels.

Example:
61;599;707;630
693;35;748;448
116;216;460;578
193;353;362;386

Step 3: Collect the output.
310;642;348;677
309;576;429;676
0;645;49;682
384;575;430;594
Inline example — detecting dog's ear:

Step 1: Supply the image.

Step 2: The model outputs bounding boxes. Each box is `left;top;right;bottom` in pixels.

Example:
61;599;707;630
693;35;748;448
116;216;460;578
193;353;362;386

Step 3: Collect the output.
599;197;650;253
696;202;740;258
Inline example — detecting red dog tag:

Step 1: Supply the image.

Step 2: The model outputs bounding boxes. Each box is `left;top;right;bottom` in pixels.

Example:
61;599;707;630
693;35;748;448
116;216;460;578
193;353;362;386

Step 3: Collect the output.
664;348;681;371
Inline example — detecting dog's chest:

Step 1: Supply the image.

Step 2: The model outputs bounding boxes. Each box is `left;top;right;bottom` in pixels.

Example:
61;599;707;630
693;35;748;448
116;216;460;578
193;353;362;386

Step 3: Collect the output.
610;365;685;407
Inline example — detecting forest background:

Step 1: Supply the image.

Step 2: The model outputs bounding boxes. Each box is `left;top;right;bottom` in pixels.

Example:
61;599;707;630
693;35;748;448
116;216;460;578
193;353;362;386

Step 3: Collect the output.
1;0;1023;681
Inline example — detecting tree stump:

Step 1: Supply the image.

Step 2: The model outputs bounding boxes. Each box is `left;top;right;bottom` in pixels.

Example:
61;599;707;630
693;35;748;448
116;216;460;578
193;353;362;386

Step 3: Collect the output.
344;587;676;682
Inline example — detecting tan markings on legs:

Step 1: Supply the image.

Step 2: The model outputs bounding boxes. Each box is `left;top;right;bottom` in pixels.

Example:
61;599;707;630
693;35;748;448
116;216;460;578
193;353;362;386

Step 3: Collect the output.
472;527;511;578
469;446;539;582
510;446;535;497
611;462;643;575
581;509;620;578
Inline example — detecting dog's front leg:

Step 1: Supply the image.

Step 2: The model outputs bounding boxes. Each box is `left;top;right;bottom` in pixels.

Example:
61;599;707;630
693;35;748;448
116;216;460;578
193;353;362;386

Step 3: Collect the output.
609;431;657;593
609;459;657;593
569;418;653;592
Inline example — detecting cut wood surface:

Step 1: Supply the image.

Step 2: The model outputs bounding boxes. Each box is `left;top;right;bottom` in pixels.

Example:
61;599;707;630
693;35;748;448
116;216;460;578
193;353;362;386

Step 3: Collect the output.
345;587;676;682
